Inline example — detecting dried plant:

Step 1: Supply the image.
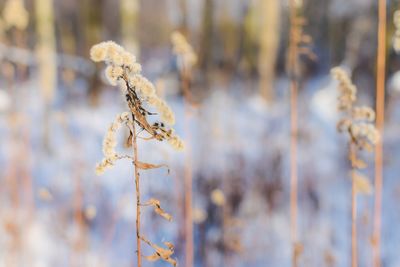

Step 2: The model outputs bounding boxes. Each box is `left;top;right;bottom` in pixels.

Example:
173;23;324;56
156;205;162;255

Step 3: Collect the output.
2;0;29;31
331;67;379;267
210;189;243;257
374;1;387;266
90;41;184;267
171;30;197;267
287;1;315;266
171;31;197;76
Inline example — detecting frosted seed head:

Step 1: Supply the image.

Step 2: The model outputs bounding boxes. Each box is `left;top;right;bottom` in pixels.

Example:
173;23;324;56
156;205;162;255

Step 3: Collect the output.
90;43;108;62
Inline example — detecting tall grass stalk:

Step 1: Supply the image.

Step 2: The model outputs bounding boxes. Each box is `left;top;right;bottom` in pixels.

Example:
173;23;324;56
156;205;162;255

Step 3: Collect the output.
182;85;194;267
132;121;142;267
373;0;386;266
288;1;299;265
91;41;183;267
332;67;379;267
171;31;197;267
287;3;315;265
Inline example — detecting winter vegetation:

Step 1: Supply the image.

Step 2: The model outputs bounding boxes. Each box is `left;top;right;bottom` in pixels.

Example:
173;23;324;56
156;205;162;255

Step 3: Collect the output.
1;0;400;267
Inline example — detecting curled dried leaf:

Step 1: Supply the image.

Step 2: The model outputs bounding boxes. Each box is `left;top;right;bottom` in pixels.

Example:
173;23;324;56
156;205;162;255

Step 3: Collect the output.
125;131;133;147
164;242;174;250
349;152;367;169
141;236;177;266
142;198;173;221
134;161;170;173
351;171;373;195
144;253;160;262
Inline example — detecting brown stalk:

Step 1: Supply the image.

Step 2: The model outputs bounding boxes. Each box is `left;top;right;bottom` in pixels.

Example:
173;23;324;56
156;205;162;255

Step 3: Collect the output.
288;0;299;266
373;1;386;267
182;67;194;267
350;144;358;267
132;120;142;267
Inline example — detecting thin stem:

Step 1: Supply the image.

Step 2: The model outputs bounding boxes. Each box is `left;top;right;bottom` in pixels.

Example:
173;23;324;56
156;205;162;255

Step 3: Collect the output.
182;68;194;267
288;0;299;266
374;0;386;266
351;174;358;267
132;121;142;267
350;143;358;267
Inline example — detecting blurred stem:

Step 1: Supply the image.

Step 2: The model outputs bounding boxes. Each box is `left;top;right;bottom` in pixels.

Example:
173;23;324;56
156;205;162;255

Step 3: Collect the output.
373;0;386;266
182;68;194;267
132;121;142;267
258;0;280;102
120;0;140;56
350;144;358;267
179;0;188;33
35;0;56;153
288;0;299;266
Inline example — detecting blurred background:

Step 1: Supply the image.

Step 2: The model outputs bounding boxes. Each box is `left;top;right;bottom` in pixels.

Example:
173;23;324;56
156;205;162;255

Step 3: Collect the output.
1;0;400;266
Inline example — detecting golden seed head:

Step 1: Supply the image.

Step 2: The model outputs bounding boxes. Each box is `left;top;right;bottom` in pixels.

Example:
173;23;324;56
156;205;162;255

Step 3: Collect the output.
211;189;226;206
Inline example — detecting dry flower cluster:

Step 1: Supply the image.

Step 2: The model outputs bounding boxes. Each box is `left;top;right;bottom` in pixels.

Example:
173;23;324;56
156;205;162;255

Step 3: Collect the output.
90;41;184;152
171;31;197;72
2;0;29;30
393;10;400;53
141;236;177;266
91;41;182;266
287;12;316;78
332;66;379;267
332;67;379;161
95;112;131;175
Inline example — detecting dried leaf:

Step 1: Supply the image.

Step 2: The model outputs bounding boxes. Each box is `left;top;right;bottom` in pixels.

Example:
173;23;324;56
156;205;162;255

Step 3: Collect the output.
125;131;133;147
349;152;367;169
141;236;177;267
353;158;367;169
142;198;173;221
134;161;170;173
351;171;373;195
144;253;160;262
164;242;174;250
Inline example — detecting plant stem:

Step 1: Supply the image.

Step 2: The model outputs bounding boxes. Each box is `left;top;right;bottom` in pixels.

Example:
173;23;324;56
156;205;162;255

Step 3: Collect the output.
374;0;386;266
288;0;299;266
350;141;358;267
351;174;358;267
349;142;358;267
182;68;194;267
132;121;142;267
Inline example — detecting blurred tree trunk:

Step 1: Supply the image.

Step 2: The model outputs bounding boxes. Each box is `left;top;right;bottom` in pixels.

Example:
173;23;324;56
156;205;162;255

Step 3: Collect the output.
258;0;281;102
120;0;139;56
218;6;239;73
80;0;103;105
238;2;258;76
57;1;78;89
139;0;171;47
35;0;56;151
178;0;188;34
35;0;56;103
199;0;214;72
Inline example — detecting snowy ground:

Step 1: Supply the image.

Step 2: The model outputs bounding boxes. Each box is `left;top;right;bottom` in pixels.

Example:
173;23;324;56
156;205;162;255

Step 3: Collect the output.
1;69;400;267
